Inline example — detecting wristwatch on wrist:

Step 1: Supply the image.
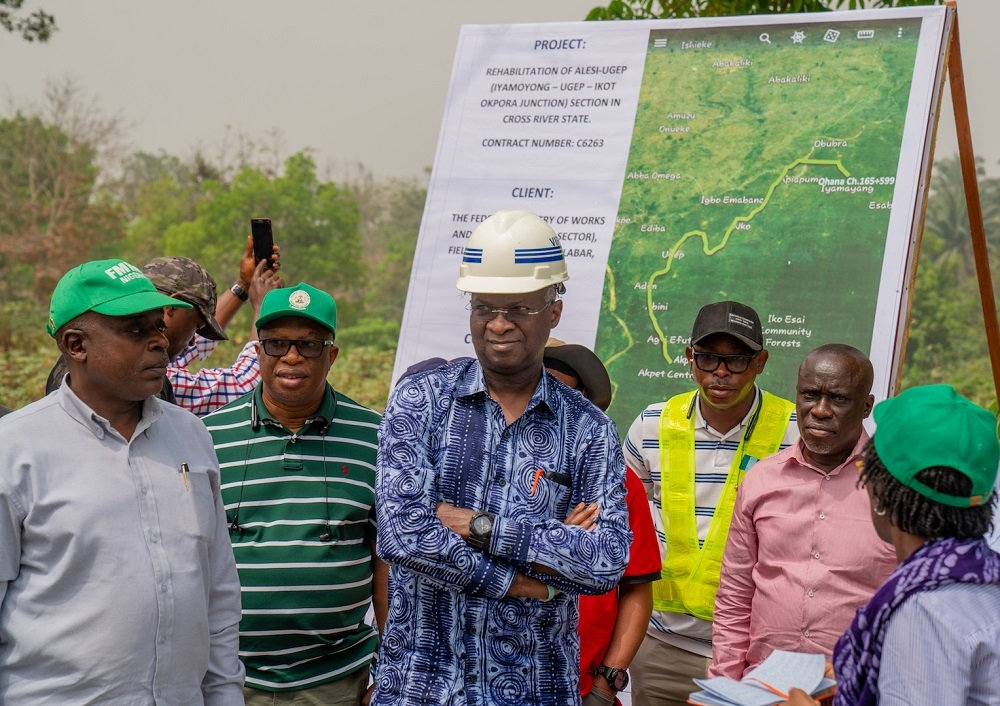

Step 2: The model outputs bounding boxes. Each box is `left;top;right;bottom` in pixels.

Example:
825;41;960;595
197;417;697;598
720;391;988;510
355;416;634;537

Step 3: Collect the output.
230;282;249;302
595;664;629;692
467;511;495;551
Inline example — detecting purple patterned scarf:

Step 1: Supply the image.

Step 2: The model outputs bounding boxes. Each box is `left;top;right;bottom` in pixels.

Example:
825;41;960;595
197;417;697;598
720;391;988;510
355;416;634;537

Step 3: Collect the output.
832;536;1000;706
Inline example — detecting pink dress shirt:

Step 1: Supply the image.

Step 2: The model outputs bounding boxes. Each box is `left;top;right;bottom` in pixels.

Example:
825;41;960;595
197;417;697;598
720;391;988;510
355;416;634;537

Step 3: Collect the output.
710;431;897;679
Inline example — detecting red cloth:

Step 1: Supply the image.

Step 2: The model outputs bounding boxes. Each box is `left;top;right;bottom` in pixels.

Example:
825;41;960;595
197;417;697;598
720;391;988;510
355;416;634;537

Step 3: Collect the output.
578;468;662;697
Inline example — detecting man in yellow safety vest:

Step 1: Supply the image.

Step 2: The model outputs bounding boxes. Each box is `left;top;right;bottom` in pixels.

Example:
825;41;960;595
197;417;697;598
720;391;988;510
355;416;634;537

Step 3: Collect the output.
624;301;799;706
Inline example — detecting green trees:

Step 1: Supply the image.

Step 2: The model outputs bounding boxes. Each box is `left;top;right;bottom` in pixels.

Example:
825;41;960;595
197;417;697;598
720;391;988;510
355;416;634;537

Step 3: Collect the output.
0;93;426;410
0;113;124;347
0;0;55;42
164;153;365;325
901;156;999;406
586;0;940;20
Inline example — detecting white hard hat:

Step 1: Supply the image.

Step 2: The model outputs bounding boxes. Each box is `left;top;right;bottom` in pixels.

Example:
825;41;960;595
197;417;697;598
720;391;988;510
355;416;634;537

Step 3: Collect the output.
456;210;570;294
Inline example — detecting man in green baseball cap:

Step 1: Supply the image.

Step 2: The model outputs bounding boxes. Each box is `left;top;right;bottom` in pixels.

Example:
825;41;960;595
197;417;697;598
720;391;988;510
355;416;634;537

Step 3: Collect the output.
45;258;186;338
0;259;244;702
204;282;386;704
45;240;285;416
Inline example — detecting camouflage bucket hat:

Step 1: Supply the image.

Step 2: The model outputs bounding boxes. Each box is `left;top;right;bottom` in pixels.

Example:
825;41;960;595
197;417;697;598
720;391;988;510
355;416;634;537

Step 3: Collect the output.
142;257;228;341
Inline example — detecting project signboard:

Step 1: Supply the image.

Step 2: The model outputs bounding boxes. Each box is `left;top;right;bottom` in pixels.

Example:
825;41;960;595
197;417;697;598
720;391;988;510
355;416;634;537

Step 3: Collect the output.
394;7;951;434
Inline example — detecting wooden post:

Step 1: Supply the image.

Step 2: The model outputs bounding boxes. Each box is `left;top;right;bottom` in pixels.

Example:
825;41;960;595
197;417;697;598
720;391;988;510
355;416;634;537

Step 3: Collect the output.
946;2;1000;404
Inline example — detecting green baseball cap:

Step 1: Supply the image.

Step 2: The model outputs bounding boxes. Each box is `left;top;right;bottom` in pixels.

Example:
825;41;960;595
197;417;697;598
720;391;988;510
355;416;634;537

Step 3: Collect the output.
47;259;190;337
873;384;999;508
255;283;337;336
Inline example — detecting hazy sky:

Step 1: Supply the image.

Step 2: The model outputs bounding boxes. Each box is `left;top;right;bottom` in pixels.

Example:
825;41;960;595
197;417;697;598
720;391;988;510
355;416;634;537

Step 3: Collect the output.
1;0;997;179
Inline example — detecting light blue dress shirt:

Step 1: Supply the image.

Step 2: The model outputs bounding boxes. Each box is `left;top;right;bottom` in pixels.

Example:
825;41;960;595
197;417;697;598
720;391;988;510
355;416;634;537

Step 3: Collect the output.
0;384;244;705
877;581;1000;705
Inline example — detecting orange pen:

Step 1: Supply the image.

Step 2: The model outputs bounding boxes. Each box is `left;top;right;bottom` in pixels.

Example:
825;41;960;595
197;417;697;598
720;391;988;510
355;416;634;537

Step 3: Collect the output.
531;468;544;494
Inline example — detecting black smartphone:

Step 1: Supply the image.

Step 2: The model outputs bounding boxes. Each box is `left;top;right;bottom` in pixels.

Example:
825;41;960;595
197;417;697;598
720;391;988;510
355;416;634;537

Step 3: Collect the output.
250;218;274;268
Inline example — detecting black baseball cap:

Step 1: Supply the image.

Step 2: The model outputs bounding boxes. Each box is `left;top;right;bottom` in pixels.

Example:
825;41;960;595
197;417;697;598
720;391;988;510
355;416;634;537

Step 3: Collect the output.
691;301;763;352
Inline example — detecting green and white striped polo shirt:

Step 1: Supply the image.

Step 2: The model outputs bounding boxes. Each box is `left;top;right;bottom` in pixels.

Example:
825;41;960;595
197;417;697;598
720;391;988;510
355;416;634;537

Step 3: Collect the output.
205;384;380;692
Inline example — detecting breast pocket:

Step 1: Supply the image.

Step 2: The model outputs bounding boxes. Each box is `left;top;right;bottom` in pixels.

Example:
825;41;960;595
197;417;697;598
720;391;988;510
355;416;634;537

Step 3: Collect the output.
527;469;574;522
179;470;219;543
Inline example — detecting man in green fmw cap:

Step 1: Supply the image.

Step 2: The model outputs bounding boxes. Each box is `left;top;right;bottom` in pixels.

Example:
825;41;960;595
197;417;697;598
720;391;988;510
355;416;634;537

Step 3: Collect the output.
45;238;284;416
0;259;244;703
204;283;387;705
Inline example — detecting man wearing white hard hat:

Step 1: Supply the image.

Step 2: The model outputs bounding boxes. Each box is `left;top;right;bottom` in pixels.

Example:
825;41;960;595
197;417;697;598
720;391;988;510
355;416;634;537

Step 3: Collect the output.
374;210;632;706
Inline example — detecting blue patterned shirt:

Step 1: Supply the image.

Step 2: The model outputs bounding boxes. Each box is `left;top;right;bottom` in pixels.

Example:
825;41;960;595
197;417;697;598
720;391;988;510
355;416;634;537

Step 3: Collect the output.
374;358;631;706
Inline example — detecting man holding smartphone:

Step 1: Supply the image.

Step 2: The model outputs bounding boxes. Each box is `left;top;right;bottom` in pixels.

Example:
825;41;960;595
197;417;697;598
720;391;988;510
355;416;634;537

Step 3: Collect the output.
165;236;284;415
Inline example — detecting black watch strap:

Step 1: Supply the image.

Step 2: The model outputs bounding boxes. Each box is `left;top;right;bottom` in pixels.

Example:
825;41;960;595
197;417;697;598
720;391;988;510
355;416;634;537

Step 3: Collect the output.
595;664;629;692
467;511;495;551
230;282;249;302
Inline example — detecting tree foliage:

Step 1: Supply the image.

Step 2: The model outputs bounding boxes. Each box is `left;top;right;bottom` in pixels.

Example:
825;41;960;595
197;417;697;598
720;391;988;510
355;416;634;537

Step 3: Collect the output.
0;108;125;349
0;0;55;42
0;81;126;348
902;156;1000;407
164;152;365;325
587;0;941;21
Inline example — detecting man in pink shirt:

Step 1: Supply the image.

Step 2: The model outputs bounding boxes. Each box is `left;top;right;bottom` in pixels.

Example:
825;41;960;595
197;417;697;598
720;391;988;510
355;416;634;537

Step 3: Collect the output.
710;344;896;679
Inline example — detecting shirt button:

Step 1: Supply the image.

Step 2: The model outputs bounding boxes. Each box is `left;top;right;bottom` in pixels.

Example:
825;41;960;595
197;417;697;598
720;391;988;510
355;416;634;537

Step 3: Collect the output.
469;625;477;635
825;474;832;481
141;487;148;495
469;675;478;684
803;629;811;638
808;589;815;597
290;438;297;444
161;584;168;593
819;512;826;520
150;535;158;544
159;636;166;644
497;478;506;487
813;551;821;560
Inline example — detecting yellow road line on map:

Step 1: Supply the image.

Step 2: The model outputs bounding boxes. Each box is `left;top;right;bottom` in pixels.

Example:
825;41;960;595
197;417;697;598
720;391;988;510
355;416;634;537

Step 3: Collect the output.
637;157;850;363
602;265;633;400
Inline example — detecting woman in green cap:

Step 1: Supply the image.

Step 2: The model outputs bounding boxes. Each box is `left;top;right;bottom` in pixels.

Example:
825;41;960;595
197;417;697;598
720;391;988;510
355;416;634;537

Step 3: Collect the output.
786;383;1000;706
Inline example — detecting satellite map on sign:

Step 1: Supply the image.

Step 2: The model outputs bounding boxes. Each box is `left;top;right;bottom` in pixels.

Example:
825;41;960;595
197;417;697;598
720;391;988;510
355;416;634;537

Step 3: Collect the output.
597;17;923;424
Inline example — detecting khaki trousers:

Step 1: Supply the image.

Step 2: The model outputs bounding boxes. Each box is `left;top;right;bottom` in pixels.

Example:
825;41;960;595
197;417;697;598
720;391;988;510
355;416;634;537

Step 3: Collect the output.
630;634;711;706
244;667;370;706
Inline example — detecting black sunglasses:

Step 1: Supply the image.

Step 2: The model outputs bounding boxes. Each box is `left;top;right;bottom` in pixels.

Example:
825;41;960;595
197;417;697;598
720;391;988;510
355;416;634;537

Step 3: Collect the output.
259;338;334;359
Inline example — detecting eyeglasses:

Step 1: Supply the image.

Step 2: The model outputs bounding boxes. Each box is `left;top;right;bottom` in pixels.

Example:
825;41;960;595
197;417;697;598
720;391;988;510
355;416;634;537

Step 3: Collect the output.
692;351;757;374
467;302;551;323
259;338;334;358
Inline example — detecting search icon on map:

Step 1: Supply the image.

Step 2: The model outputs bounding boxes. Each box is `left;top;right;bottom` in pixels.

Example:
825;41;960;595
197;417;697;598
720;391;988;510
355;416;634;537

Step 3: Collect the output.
759;32;771;43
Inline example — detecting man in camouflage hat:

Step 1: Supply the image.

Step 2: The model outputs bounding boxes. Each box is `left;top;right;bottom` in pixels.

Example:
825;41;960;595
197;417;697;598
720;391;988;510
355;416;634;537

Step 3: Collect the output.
46;237;283;415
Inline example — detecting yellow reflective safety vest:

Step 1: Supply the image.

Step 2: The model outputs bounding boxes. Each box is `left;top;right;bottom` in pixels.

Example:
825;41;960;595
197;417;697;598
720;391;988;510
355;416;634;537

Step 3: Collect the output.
652;390;794;621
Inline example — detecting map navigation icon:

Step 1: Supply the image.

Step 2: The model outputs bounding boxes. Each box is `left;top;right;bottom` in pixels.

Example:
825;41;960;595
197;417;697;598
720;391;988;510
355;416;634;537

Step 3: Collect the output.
823;29;840;43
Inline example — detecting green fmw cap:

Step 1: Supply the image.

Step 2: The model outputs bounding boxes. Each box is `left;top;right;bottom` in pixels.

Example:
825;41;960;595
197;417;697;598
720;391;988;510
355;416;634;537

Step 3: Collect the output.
873;384;1000;508
255;283;337;336
47;259;190;337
